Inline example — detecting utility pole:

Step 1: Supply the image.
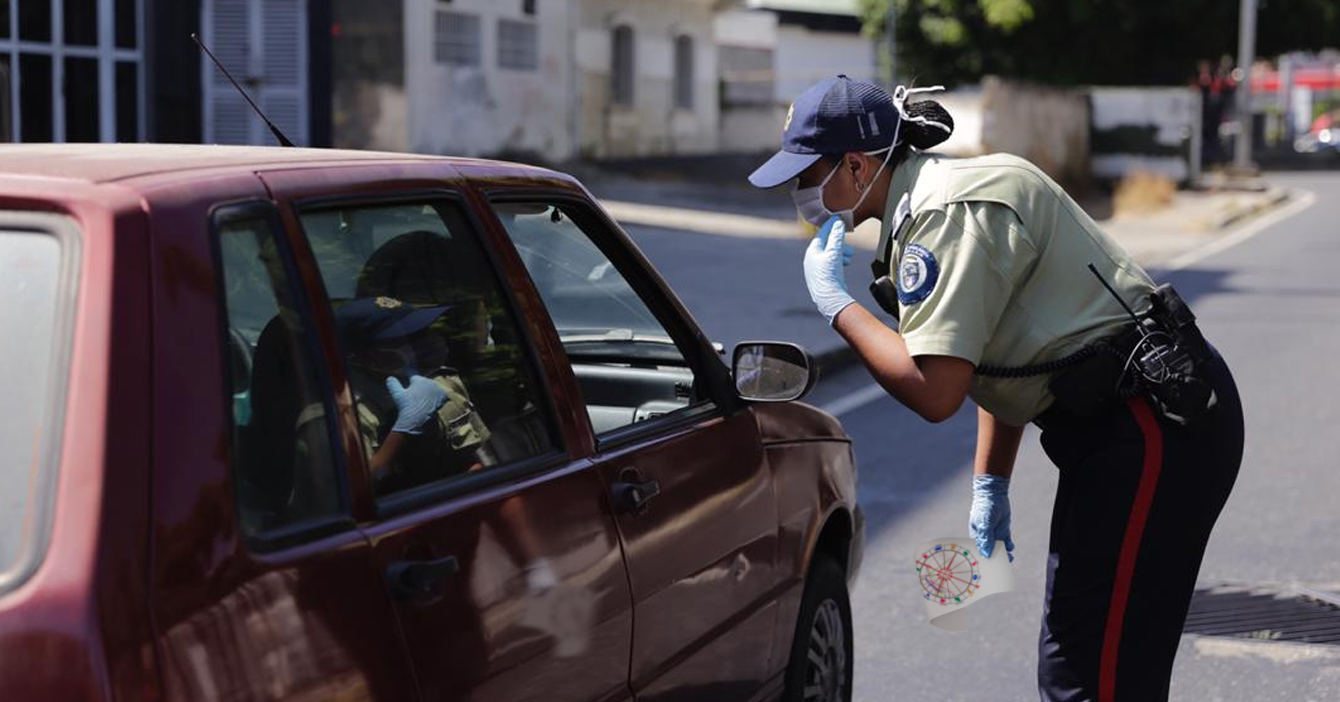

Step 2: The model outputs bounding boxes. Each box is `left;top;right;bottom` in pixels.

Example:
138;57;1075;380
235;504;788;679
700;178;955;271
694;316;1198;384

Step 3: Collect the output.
1234;0;1258;172
884;0;897;90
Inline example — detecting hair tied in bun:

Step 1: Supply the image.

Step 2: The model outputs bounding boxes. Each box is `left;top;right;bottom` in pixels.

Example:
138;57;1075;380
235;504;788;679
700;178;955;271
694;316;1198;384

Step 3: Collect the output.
892;84;955;151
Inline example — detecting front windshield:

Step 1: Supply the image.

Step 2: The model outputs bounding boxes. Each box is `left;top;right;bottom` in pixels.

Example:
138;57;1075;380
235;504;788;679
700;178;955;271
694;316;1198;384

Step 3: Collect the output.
493;202;684;364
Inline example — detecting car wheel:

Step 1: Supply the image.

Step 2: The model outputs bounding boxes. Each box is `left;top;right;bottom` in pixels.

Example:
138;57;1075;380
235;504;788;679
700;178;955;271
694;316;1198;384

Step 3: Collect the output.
782;554;853;702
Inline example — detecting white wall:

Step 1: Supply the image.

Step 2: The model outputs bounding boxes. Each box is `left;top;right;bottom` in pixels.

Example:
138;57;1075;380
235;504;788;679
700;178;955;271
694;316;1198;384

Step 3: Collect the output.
715;9;782;153
1089;87;1200;181
575;0;720;158
773;25;876;103
714;8;778;48
403;0;577;159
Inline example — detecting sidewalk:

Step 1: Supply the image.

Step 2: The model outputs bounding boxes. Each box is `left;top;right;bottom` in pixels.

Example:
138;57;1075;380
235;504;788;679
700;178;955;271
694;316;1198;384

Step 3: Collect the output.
582;166;1291;375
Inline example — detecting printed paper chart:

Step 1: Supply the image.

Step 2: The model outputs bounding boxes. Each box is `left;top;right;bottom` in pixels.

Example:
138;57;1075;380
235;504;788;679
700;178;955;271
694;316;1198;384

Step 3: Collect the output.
912;536;1017;631
916;542;979;606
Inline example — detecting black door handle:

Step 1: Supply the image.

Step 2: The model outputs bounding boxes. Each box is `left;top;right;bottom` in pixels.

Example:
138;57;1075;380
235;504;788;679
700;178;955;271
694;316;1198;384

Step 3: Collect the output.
385;555;459;602
612;470;661;517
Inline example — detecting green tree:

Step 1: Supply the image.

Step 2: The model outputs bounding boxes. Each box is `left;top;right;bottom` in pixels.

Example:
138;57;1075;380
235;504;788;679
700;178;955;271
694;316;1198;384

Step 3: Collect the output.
859;0;1340;87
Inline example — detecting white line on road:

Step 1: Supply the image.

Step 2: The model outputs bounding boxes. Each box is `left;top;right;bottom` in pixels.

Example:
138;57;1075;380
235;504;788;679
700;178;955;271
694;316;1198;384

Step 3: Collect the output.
1161;189;1317;272
820;383;890;418
599;200;803;240
817;189;1319;420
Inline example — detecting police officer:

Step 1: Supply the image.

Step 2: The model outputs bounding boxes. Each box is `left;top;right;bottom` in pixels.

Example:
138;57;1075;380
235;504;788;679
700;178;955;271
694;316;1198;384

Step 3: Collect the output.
335;295;494;493
749;75;1245;702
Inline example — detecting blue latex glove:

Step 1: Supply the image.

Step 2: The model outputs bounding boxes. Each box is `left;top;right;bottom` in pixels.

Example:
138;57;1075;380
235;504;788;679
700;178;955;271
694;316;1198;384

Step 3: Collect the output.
969;474;1016;562
386;374;449;435
803;215;857;325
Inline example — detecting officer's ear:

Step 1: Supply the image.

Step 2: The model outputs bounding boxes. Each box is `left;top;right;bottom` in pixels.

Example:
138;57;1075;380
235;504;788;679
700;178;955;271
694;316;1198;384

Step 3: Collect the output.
843;151;876;188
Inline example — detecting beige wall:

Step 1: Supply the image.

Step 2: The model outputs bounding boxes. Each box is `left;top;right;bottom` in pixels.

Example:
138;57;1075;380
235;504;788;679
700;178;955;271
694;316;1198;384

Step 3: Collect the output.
404;0;578;159
980;77;1091;189
576;0;721;158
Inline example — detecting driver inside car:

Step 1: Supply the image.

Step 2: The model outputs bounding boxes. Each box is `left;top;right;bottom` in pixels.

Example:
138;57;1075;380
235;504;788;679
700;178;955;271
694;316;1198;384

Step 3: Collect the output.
335;295;495;494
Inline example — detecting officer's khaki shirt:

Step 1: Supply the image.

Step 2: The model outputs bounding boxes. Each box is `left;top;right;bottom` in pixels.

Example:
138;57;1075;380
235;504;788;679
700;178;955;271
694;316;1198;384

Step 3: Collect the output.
882;151;1156;425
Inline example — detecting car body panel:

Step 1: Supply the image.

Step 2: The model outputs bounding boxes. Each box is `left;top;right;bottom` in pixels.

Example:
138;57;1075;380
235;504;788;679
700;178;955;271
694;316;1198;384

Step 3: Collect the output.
0;182;155;702
258;163;636;702
0;145;863;702
139;172;419;702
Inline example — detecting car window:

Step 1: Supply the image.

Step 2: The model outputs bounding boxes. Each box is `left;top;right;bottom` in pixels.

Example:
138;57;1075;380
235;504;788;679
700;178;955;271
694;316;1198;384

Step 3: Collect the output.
492;200;701;437
216;208;344;539
298;200;559;499
0;219;75;593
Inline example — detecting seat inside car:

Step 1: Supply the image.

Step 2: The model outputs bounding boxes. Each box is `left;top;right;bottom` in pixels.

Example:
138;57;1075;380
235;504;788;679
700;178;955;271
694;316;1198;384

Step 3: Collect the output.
241;312;338;531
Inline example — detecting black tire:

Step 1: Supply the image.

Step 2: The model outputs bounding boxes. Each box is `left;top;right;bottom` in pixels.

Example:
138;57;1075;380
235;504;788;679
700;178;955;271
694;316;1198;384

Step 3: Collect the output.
781;554;853;702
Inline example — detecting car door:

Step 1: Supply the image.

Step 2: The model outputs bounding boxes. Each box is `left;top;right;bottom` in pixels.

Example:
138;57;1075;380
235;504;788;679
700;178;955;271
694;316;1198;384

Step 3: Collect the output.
148;187;418;702
259;164;636;702
487;192;782;701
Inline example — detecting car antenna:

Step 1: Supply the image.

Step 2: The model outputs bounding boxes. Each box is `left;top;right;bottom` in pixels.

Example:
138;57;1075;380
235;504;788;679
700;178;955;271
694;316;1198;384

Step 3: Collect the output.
191;32;296;147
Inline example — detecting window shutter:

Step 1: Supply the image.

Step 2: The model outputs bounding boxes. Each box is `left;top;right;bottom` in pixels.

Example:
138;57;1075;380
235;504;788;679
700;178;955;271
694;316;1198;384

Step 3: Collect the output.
205;0;308;146
258;0;308;145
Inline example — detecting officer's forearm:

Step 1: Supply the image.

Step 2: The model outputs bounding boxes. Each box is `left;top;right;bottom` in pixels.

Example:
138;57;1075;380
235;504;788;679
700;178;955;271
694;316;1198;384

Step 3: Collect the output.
974;407;1023;479
832;303;972;422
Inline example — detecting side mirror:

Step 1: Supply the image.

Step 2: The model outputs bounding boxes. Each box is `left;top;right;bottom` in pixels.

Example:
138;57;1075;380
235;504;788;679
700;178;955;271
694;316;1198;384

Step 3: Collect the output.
732;341;819;403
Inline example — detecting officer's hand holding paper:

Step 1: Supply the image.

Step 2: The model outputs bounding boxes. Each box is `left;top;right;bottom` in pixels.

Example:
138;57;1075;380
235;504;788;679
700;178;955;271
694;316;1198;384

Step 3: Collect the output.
969;474;1016;563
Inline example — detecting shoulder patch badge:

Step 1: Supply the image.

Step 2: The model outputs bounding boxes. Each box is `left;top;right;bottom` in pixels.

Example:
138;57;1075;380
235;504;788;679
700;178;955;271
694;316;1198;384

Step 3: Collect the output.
897;244;939;305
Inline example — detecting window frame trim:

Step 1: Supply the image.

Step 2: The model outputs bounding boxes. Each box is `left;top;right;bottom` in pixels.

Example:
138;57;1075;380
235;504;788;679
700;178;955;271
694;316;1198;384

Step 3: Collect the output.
287;188;574;519
0;210;82;596
208;199;358;554
483;189;743;454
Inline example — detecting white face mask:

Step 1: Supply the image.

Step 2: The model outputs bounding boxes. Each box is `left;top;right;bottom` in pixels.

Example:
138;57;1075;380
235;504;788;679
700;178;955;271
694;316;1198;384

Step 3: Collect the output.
788;83;947;230
790;145;896;229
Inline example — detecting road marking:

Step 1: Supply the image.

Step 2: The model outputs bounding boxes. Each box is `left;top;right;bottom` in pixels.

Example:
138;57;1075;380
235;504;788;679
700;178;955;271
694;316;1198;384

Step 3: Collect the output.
817;190;1319;420
599;200;803;240
1161;189;1317;272
819;382;889;418
1191;635;1340;663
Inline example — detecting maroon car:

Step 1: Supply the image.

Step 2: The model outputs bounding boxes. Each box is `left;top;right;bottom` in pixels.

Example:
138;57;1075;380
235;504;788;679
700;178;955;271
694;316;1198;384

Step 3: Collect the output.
0;144;863;702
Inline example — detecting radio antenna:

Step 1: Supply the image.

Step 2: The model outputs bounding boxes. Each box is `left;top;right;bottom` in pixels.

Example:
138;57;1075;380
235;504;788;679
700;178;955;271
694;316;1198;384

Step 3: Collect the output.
191;32;295;147
1087;263;1146;329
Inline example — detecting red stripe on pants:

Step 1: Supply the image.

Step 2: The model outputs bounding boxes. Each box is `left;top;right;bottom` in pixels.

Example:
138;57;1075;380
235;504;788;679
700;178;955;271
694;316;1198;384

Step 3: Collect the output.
1099;398;1165;702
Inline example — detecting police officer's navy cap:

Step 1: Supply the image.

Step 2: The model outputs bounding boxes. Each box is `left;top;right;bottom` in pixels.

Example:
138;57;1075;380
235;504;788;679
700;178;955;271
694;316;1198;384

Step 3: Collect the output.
336;296;450;346
749;74;902;189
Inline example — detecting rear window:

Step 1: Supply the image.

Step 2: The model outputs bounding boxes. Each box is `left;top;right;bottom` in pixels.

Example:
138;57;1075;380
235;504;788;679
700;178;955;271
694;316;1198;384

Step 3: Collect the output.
0;215;77;594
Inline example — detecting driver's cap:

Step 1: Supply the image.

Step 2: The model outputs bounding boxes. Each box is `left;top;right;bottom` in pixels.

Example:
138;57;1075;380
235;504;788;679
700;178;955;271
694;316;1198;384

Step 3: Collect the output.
748;75;900;189
335;296;449;348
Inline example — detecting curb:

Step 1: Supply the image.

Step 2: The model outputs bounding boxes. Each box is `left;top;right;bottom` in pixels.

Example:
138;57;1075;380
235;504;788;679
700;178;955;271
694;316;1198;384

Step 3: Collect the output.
1213;188;1292;230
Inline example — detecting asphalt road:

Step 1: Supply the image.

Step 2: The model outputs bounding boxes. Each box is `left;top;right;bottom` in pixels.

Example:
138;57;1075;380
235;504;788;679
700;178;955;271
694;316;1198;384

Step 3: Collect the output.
799;171;1340;702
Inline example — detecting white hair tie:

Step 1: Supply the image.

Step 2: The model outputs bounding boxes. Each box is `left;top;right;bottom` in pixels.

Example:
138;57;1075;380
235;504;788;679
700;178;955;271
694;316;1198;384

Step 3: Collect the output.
893;84;952;140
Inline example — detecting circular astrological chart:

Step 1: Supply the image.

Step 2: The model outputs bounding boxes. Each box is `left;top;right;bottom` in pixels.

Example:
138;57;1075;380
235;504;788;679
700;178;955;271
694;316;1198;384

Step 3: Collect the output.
915;543;980;606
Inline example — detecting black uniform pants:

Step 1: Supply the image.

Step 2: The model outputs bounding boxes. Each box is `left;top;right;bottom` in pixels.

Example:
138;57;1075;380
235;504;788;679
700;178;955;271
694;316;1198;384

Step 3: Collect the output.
1033;351;1243;702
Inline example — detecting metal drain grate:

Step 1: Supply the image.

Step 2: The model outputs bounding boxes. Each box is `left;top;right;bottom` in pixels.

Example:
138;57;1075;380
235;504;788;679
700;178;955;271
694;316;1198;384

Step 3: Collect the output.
1183;583;1340;645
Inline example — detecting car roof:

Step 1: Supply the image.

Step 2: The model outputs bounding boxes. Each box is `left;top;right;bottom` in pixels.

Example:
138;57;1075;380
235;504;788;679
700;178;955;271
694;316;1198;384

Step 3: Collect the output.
0;143;565;185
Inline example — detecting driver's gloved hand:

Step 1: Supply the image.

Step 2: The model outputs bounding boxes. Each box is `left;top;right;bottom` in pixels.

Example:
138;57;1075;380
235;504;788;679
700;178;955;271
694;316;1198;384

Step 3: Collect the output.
386;374;449;435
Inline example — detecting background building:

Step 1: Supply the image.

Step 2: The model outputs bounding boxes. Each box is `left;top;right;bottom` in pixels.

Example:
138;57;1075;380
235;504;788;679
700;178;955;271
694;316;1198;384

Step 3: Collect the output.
0;0;331;146
333;0;724;161
716;0;878;153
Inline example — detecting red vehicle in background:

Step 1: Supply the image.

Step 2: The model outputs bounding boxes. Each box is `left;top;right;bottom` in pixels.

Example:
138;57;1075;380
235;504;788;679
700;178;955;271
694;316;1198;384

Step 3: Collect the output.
0;144;863;702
